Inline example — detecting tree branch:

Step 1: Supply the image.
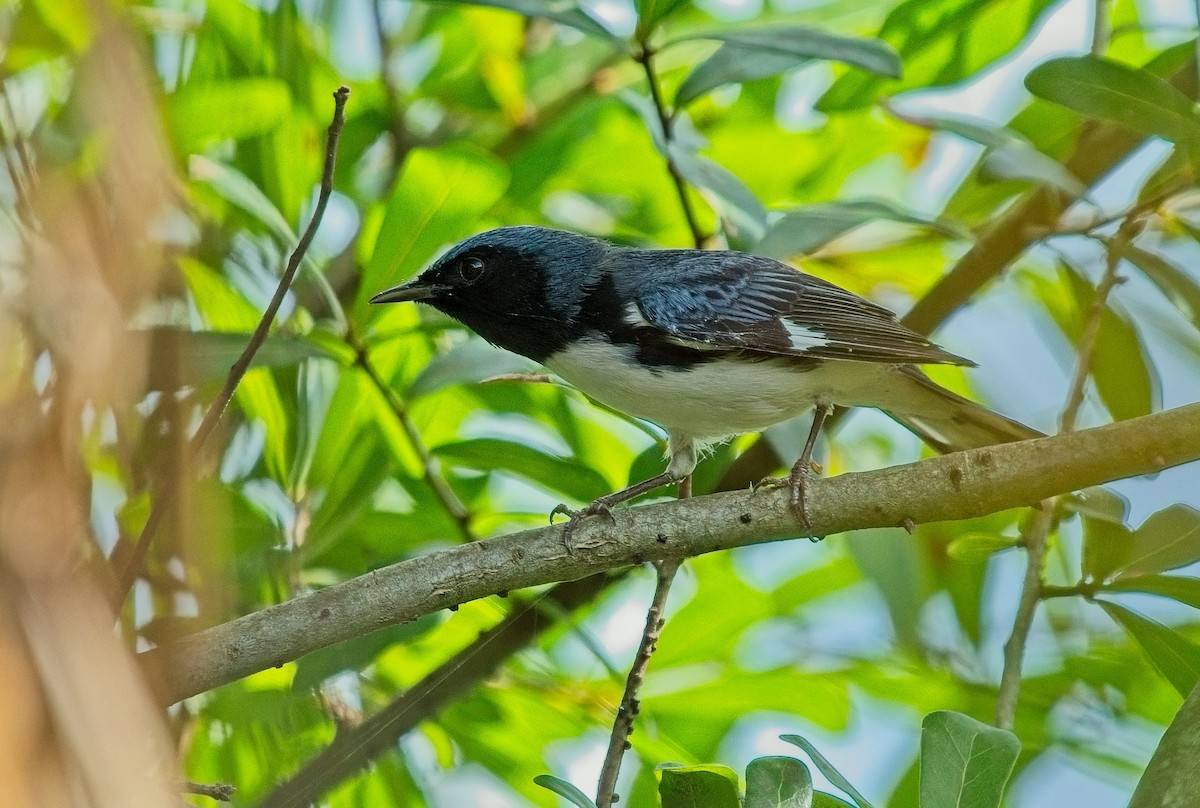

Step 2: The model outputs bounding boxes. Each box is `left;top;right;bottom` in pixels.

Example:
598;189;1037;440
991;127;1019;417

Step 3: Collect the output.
257;575;610;808
141;401;1200;704
113;86;352;604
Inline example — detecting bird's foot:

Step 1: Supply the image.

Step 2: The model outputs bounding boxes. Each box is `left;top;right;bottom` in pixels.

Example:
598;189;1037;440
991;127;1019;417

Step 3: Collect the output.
550;497;617;553
753;460;824;542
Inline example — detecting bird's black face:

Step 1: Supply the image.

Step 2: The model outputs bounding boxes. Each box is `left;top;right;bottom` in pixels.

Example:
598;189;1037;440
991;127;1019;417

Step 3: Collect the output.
371;229;599;362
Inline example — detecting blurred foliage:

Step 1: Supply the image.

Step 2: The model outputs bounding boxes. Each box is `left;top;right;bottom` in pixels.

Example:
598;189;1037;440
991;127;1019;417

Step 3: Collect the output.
4;0;1200;805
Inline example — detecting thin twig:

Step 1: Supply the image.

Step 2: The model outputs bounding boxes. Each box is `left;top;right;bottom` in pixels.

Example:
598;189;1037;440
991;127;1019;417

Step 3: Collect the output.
114;86;352;605
1092;0;1112;54
994;218;1135;730
350;334;475;542
595;559;681;808
636;46;706;248
182;781;236;801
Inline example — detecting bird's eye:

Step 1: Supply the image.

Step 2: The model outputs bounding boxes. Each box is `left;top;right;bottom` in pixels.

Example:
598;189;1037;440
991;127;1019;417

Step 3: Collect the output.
458;257;486;281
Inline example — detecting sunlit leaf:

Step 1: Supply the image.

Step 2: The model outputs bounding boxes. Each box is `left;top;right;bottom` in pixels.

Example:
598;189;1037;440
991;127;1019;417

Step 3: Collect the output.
919;711;1019;808
168;78;292;155
360;148;509;318
819;0;1059;112
1026;55;1200;145
745;756;814;808
1100;601;1200;697
659;764;741;808
675;27;900;108
946;532;1020;563
781;735;874;808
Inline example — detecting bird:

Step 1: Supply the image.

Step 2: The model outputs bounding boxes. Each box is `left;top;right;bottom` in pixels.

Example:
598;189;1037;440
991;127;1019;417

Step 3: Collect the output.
371;225;1038;539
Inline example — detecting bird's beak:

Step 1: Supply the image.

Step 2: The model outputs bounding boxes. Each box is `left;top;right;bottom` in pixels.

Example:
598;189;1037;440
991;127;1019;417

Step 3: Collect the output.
370;280;436;305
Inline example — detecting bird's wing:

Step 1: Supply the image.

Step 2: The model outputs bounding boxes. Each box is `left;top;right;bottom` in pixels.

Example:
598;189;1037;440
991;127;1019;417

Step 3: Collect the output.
632;252;973;366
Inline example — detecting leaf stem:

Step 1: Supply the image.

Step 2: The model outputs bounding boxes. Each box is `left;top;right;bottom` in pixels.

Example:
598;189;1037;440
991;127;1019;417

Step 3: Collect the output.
636;45;706;249
994;216;1137;730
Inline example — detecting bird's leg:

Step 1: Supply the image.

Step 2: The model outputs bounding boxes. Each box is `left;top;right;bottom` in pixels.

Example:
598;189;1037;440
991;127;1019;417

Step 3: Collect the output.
757;403;834;539
552;471;681;552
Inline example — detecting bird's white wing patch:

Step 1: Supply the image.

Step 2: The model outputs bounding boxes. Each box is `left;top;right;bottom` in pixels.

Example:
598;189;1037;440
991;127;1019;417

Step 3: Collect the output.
783;319;830;351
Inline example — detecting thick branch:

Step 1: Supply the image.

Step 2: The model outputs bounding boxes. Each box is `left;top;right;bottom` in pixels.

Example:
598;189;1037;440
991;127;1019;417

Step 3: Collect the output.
143;401;1200;704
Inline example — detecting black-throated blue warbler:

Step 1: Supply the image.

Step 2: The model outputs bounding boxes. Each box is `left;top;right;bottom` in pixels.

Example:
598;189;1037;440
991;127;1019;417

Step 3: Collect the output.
371;225;1036;533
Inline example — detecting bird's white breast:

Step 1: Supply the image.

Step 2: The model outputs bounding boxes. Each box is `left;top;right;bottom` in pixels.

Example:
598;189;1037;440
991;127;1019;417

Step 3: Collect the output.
543;338;891;442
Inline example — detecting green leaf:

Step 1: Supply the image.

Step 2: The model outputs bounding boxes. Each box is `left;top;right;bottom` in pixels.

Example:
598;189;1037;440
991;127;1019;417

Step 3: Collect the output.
144;328;338;389
167;78;292;155
888;108;1085;195
1082;516;1134;583
636;0;690;38
745;756;814;808
1103;576;1200;610
659;764;742;808
1118;505;1200;579
780;735;875;808
1026;55;1200;145
533;774;599;808
433;438;610;502
1099;601;1200;697
675;27;900;108
1118;244;1200;329
945;532;1020;563
757;199;963;259
819;0;1059;112
408;340;539;399
668;144;768;245
812;795;858;808
292;615;439;691
430;0;620;42
918;711;1020;808
1062;486;1129;524
361;148;509;317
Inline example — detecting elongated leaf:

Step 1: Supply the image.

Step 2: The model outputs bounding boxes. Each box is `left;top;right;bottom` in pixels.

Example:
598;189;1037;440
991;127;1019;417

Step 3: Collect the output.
919;711;1020;808
812;795;857;808
676;27;900;107
433;438;609;502
981;145;1086;196
757;199;963;259
659;764;742;808
1026;55;1200;145
819;0;1059;112
431;0;619;42
1100;601;1200;697
1104;575;1200;610
168;78;292;155
1118;505;1200;579
407;340;538;399
781;735;875;808
946;532;1020;563
533;775;599;808
361;148;509;316
145;328;337;389
745;756;814;808
636;0;690;37
889;108;1085;195
668;144;768;245
1118;244;1200;328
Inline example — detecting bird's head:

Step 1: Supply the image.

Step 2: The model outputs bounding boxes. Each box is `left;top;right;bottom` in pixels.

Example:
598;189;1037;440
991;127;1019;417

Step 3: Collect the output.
370;225;607;361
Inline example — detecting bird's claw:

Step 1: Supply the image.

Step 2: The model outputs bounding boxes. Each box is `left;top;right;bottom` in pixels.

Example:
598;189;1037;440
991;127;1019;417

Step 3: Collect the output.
550;498;617;554
753;461;823;542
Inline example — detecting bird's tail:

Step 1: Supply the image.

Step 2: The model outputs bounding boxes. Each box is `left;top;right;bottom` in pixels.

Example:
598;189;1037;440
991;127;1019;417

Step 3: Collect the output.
879;365;1041;453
